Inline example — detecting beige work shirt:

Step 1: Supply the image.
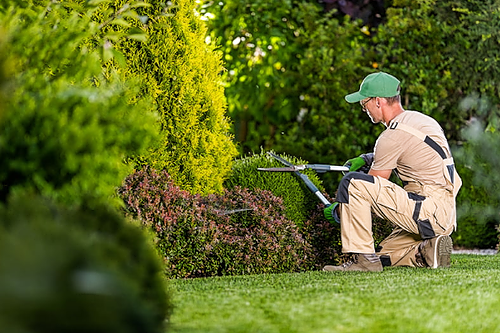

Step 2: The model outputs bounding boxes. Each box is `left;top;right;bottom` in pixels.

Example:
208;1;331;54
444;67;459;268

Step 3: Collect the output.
371;111;453;192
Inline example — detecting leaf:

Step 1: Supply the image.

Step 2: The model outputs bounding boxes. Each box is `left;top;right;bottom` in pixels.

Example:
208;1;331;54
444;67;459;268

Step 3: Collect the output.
130;2;152;9
127;34;147;42
110;18;131;28
111;49;127;68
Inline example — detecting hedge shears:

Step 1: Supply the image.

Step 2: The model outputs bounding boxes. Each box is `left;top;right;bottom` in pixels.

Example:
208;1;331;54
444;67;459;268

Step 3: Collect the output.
258;152;347;207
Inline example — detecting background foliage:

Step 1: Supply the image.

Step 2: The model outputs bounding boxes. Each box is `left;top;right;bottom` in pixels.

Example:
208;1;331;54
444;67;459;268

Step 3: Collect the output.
201;0;375;193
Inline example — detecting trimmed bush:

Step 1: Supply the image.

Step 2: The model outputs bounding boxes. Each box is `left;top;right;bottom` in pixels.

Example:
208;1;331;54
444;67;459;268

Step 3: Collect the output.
0;194;171;333
224;150;326;226
118;168;314;278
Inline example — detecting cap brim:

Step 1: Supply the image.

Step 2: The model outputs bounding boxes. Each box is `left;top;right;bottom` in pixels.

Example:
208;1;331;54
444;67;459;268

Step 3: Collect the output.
344;91;365;103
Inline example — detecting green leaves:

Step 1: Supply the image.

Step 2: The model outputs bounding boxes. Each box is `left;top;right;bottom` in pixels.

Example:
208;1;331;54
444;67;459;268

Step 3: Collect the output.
91;0;239;195
224;150;328;226
203;0;375;194
0;1;159;208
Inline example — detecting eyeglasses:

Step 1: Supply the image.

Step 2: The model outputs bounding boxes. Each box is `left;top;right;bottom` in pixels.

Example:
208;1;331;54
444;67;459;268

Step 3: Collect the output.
361;98;373;112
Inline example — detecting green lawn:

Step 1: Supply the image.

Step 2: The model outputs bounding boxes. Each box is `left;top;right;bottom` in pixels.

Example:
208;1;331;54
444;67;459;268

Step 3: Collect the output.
168;254;500;333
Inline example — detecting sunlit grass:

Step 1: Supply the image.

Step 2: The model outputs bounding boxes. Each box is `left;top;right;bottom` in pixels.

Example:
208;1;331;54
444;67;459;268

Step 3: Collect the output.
169;254;500;333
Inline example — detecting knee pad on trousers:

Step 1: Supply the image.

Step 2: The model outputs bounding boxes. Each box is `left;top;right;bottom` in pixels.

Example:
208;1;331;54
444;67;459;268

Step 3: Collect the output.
336;172;375;204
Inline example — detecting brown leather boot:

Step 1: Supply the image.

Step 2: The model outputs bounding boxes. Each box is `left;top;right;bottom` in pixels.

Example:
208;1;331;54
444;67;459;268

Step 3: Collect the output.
418;235;453;268
323;254;383;272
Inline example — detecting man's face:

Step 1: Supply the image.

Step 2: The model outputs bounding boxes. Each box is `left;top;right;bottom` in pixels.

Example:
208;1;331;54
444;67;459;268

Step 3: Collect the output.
360;97;381;124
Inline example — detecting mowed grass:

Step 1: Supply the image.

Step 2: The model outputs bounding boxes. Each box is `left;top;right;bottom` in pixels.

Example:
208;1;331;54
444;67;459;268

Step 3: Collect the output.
168;254;500;333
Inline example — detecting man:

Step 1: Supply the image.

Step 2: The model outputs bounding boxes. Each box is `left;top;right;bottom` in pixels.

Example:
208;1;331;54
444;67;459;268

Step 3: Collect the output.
323;72;461;272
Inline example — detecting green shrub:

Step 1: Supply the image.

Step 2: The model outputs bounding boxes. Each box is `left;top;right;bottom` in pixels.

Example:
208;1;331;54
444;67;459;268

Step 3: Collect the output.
0;194;171;333
118;168;314;278
224;150;328;226
0;1;158;208
78;0;239;194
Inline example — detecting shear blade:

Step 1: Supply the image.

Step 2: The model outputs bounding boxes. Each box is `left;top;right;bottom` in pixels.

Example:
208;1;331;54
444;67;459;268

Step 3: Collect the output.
257;167;297;172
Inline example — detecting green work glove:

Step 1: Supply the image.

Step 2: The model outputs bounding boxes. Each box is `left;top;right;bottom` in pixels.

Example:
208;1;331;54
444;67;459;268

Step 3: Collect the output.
324;202;340;224
344;156;366;172
343;153;374;173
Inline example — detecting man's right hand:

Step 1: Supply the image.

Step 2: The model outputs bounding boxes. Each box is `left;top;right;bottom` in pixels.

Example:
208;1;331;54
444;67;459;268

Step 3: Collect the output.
344;156;366;172
343;153;374;173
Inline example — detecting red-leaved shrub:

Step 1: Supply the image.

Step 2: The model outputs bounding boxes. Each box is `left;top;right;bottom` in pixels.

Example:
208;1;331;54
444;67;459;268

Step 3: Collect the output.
118;168;314;278
302;203;343;270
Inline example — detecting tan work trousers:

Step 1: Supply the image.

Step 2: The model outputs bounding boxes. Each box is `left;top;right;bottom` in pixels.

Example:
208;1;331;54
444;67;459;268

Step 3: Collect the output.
337;172;455;267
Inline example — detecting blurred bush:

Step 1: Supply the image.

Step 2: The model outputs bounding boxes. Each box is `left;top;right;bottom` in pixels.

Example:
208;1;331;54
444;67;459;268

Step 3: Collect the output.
0;194;172;333
0;3;173;331
0;1;158;208
453;101;500;250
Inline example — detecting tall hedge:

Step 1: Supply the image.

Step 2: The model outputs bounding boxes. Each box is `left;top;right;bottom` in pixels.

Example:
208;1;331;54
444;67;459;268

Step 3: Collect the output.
81;0;239;194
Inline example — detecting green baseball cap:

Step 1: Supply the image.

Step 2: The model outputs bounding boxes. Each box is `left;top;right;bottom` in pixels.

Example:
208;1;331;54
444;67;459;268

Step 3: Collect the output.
345;72;400;103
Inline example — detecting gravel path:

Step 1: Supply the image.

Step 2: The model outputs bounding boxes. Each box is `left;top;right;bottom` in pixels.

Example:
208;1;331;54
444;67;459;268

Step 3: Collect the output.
452;249;498;255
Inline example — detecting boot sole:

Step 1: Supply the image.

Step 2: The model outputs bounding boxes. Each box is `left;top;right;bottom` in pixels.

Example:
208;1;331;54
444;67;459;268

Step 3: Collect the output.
434;235;453;268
